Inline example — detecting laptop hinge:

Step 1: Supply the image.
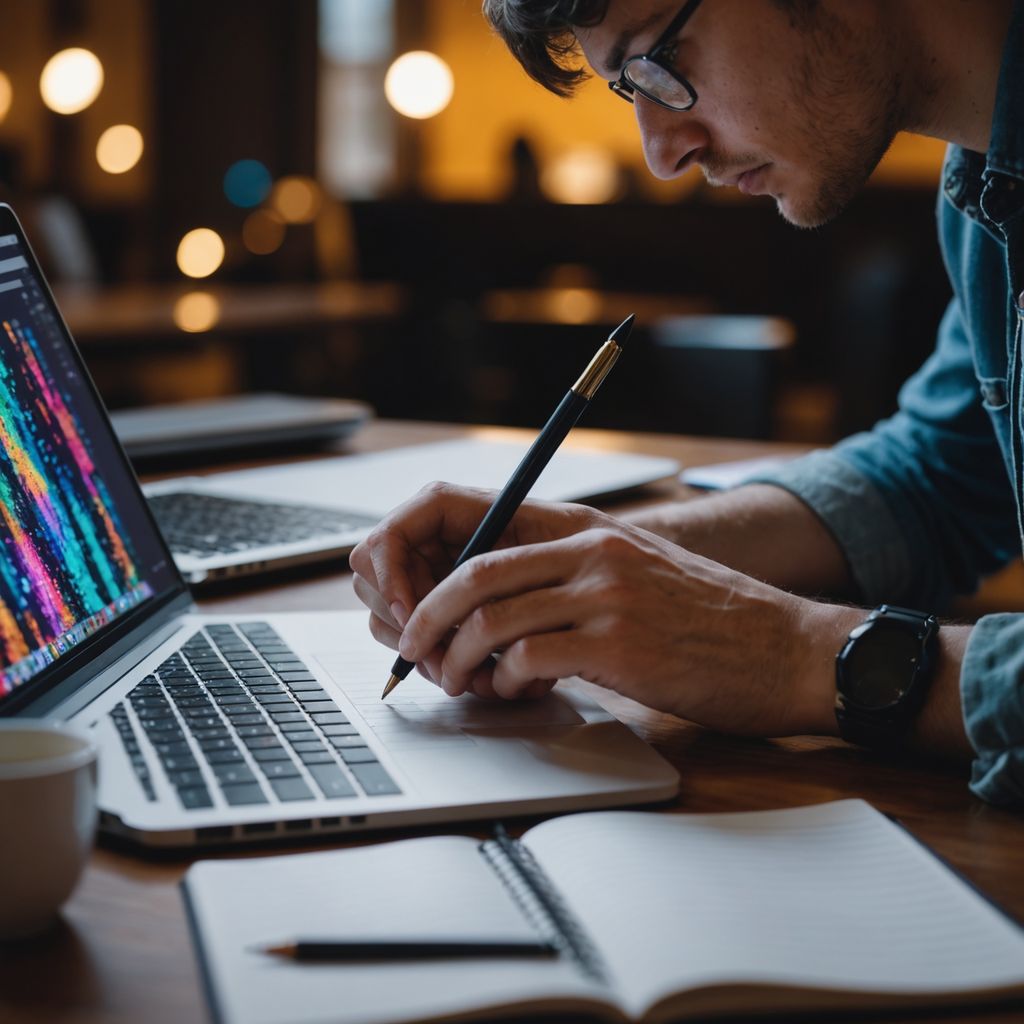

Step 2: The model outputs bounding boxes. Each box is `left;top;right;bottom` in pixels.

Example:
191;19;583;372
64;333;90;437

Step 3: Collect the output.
23;595;195;720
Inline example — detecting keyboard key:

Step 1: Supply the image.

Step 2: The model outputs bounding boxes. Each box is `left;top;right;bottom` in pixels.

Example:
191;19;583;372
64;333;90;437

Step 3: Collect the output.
168;768;206;788
236;668;273;680
338;747;379;765
265;660;307;673
185;716;224;731
268;711;305;724
194;733;234;748
205;748;245;765
178;786;214;810
269;777;315;802
298;700;339;715
250;746;292;762
213;694;253;706
253;693;295;706
350;762;401;796
221;782;267;806
279;728;318;744
213;765;258;786
260;760;300;779
152;740;193;757
221;702;259;715
229;714;266;726
174;696;215;708
235;724;274;739
141;718;183;733
312;712;350;725
291;740;326;753
307;762;357;799
130;696;170;709
284;680;325;693
318;723;357;737
193;726;232;740
328;735;370;749
159;754;199;773
298;750;338;765
278;672;317;683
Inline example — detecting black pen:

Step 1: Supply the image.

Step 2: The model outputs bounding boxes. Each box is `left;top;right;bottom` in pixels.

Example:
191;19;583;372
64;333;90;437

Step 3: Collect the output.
258;938;560;961
381;313;635;699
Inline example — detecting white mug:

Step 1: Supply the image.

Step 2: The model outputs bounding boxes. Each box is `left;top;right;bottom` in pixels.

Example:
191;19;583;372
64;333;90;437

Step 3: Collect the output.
0;720;98;940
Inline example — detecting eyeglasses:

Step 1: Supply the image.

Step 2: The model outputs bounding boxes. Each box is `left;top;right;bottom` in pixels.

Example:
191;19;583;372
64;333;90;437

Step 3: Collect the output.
608;0;704;111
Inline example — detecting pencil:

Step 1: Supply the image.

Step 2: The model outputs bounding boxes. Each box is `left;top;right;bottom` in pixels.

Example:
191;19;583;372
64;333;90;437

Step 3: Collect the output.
381;313;635;699
259;939;561;961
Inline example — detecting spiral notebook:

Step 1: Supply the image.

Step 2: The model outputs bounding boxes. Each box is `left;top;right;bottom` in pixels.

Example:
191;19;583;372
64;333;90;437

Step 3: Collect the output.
182;799;1024;1024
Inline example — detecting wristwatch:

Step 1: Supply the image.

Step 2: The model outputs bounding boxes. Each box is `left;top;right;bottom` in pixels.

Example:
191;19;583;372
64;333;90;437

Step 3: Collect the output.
834;605;939;749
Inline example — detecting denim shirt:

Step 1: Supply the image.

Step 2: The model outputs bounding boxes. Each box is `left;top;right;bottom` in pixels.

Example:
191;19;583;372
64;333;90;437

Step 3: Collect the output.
748;0;1024;805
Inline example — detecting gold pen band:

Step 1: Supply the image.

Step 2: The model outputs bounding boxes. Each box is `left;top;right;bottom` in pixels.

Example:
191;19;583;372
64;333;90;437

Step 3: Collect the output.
571;340;622;399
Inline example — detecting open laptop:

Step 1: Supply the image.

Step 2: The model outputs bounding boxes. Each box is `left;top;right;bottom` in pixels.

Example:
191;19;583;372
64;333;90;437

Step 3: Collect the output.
141;439;681;586
0;204;679;848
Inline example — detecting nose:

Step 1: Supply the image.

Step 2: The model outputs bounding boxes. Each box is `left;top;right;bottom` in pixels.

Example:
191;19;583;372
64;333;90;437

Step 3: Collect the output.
634;95;709;179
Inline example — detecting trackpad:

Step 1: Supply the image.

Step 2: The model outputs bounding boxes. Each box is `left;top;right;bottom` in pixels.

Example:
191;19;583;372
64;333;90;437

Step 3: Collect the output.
314;654;585;752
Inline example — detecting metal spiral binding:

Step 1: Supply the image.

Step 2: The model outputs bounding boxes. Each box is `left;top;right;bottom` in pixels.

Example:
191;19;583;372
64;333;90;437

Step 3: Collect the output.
479;826;608;984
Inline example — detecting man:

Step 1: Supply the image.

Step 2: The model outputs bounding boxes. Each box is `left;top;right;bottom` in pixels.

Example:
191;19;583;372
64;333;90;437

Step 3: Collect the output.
350;0;1023;805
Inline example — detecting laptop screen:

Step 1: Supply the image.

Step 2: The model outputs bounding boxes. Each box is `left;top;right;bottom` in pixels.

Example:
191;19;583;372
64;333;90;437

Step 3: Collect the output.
0;212;182;710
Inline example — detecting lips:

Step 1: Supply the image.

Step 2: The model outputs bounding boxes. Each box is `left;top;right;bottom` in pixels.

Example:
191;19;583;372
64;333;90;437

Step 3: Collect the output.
737;164;770;196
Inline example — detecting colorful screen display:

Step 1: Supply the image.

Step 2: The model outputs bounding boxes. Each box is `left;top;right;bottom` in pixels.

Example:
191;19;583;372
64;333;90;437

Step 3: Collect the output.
0;228;179;702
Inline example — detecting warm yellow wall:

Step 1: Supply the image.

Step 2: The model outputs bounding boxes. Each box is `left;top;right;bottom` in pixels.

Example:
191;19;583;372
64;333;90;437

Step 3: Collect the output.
419;0;944;201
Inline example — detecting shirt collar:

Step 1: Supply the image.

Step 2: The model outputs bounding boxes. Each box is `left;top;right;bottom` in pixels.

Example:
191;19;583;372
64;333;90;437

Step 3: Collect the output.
984;0;1024;180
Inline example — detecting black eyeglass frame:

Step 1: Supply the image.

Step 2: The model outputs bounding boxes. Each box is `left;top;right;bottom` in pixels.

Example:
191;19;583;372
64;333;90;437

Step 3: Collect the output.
608;0;704;111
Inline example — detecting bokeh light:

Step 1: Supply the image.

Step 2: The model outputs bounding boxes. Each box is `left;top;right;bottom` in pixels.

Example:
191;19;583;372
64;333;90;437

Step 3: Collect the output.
384;51;453;119
176;228;225;279
548;288;602;324
40;48;104;114
96;125;144;174
0;73;12;123
541;146;620;204
173;291;221;333
224;159;272;208
270;176;322;224
242;208;286;255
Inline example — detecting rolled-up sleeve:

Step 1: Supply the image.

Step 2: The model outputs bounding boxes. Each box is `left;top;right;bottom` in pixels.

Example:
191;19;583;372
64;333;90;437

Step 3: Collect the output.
962;615;1024;804
745;296;1024;804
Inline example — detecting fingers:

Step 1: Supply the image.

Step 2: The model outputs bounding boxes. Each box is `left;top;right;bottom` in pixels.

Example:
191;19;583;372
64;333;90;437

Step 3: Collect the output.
399;542;573;664
436;584;576;696
350;483;499;625
491;632;587;699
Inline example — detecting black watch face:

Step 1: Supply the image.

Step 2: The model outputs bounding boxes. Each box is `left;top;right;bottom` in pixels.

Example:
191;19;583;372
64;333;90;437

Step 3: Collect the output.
841;622;921;710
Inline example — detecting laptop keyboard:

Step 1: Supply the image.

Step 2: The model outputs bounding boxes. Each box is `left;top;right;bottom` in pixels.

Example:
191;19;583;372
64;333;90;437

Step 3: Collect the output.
146;492;377;558
111;621;401;810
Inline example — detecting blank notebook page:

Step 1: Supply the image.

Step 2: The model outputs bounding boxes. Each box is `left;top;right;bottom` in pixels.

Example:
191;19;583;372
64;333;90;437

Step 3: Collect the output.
524;800;1024;1020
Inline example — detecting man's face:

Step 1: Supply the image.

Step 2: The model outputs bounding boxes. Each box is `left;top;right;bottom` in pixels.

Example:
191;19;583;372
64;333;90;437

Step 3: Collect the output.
576;0;904;228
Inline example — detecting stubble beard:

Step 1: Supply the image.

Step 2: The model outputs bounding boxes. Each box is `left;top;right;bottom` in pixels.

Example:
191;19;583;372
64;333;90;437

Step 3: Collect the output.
777;10;905;229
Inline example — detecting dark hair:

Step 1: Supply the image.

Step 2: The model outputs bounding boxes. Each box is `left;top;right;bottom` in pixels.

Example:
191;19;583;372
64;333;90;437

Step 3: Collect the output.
482;0;818;97
482;0;611;97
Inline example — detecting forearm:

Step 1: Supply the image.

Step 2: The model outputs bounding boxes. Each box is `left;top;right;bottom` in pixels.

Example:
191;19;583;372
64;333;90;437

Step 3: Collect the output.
624;483;855;598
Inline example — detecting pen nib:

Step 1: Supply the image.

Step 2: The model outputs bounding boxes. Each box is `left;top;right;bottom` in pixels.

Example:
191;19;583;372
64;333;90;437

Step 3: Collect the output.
381;673;401;700
608;313;635;348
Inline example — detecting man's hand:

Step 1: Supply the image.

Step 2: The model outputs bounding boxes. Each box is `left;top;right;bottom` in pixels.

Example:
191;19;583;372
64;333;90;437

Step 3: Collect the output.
350;481;851;737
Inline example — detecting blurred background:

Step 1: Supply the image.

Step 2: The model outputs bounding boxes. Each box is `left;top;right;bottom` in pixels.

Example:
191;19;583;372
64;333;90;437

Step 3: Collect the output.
0;0;952;444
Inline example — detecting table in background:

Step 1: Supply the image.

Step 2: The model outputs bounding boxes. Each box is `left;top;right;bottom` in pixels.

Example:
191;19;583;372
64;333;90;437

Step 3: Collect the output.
55;281;405;343
3;420;1023;1024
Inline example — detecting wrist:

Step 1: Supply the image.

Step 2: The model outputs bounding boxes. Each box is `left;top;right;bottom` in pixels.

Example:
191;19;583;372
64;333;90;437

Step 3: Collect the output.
786;599;864;736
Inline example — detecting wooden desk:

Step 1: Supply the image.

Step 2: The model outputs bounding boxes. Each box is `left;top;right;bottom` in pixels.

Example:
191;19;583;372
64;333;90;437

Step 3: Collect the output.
3;421;1023;1024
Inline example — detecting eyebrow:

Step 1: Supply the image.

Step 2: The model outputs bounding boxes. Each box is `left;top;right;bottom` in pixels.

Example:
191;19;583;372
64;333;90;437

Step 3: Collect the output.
601;10;669;73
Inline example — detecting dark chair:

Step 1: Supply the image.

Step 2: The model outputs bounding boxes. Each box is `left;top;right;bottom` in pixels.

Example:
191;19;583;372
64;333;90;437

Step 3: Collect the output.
651;315;795;438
